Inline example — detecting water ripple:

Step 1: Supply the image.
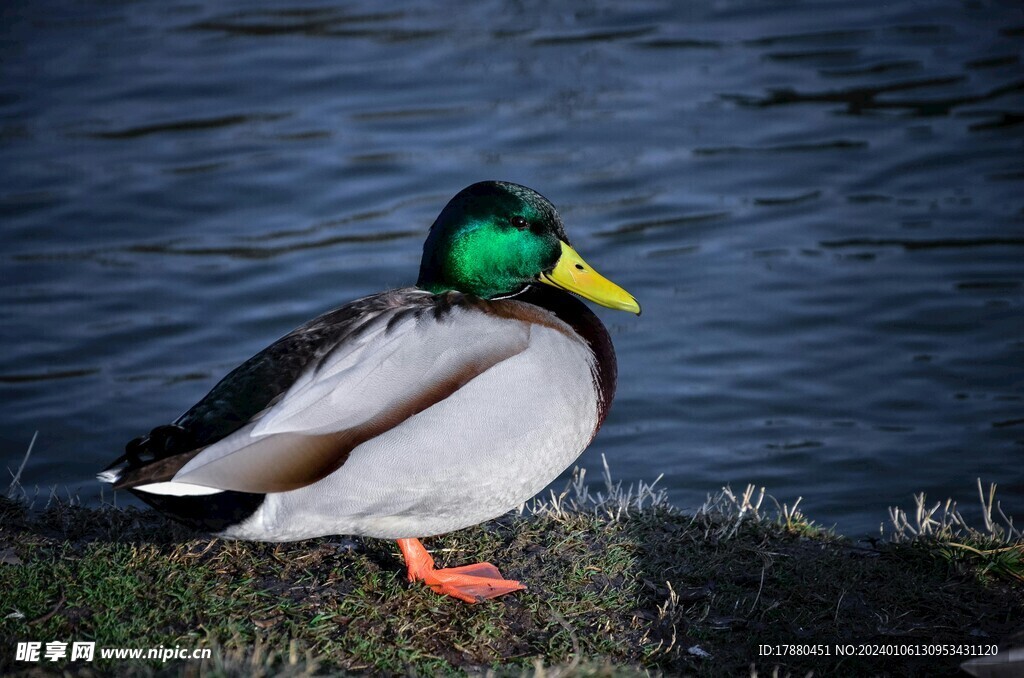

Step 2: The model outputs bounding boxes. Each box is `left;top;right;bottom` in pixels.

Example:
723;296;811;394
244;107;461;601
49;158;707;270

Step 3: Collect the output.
532;28;654;46
821;237;1024;251
184;9;406;37
598;212;730;237
0;369;98;384
693;140;867;155
91;113;287;139
725;76;1024;117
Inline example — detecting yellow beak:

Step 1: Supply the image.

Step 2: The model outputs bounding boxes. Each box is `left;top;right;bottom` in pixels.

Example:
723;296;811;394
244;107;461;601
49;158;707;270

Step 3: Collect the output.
539;241;641;315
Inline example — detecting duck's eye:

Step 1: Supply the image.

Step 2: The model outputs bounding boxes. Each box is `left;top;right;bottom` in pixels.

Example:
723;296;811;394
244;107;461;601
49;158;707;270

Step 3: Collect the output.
510;216;529;230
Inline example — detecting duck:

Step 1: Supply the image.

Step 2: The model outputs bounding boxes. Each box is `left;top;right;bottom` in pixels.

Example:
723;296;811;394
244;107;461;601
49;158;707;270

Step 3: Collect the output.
99;180;640;604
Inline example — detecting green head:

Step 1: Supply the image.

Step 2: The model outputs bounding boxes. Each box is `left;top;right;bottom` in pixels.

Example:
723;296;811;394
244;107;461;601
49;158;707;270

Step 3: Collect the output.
417;181;566;299
418;181;640;313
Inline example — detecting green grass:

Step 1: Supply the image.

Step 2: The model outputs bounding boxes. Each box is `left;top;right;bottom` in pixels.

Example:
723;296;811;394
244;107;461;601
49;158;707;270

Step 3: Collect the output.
1;476;1022;677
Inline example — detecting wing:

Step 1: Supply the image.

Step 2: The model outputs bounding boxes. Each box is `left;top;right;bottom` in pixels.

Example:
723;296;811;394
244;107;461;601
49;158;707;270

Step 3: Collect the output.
106;289;426;479
120;291;533;494
176;290;428;447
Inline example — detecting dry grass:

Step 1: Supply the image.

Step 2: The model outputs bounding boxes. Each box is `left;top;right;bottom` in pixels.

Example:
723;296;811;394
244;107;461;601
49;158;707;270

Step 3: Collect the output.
2;453;1022;677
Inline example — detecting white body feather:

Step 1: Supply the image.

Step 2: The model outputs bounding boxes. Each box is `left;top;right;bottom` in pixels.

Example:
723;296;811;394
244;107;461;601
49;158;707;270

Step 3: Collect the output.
137;301;600;540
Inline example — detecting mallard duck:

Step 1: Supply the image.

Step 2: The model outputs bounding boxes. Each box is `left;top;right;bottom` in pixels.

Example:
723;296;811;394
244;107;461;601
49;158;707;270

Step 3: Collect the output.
99;181;640;603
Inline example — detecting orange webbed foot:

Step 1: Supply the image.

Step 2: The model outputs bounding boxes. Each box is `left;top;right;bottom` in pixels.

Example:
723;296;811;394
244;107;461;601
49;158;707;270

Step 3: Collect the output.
397;538;526;604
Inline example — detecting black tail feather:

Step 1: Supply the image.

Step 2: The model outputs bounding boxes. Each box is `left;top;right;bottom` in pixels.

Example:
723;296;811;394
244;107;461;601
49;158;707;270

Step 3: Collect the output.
101;424;195;473
131;488;265;534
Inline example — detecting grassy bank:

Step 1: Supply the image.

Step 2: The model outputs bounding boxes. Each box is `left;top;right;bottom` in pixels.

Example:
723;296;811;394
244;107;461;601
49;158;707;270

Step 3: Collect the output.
1;471;1022;677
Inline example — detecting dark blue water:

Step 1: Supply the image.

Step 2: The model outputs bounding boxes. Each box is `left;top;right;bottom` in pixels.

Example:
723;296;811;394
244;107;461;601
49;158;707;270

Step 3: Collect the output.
2;0;1022;536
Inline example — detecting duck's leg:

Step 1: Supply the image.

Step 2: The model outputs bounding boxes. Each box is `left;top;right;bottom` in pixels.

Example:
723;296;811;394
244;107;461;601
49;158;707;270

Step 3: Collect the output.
397;538;526;604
